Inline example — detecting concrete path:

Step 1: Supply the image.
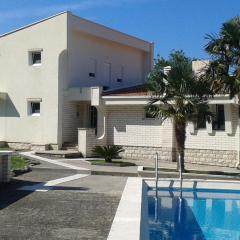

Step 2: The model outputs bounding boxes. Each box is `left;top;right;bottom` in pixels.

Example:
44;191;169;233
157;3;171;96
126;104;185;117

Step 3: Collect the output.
18;173;89;192
0;171;127;240
20;151;240;179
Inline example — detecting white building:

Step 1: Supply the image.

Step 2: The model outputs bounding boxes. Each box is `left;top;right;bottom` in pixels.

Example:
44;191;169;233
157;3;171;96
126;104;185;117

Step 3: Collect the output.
0;12;239;168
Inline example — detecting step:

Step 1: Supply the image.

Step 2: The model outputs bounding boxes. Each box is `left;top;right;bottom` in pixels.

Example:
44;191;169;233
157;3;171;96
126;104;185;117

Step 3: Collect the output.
35;150;82;159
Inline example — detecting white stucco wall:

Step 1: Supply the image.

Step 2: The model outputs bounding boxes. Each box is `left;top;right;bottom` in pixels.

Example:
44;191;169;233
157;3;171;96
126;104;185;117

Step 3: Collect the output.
0;13;68;145
68;14;152;89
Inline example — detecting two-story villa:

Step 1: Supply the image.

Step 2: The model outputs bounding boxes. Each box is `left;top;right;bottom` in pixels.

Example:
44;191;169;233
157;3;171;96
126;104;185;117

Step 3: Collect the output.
0;12;239;168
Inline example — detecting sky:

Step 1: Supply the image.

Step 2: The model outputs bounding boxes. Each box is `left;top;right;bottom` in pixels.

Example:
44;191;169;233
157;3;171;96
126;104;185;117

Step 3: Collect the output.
0;0;240;59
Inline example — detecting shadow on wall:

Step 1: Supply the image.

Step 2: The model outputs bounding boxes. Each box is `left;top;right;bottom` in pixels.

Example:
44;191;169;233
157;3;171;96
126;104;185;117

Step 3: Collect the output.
58;49;80;145
110;109;163;134
0;94;20;117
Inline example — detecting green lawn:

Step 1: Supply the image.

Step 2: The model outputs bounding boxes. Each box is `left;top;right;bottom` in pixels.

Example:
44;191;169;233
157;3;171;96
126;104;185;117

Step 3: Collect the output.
11;156;29;171
89;159;136;167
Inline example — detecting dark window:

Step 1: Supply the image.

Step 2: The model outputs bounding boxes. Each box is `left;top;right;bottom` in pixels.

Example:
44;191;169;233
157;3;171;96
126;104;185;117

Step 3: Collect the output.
90;106;98;135
196;117;206;129
117;78;123;83
145;112;155;119
32;52;41;65
89;72;95;77
145;106;157;119
212;105;225;130
30;102;40;115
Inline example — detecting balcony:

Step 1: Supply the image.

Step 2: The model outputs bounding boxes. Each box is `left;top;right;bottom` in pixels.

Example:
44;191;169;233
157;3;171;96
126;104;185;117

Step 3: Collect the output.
66;87;103;106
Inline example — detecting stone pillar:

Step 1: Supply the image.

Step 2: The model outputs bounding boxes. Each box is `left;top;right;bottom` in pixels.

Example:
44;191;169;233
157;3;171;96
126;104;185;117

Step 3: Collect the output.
78;127;106;158
0;152;11;183
78;128;96;157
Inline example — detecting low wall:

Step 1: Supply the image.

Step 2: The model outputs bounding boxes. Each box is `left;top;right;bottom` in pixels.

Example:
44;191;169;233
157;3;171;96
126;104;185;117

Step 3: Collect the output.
120;146;175;162
7;142;50;151
119;146;237;168
0;152;11;183
78;128;106;157
185;149;237;168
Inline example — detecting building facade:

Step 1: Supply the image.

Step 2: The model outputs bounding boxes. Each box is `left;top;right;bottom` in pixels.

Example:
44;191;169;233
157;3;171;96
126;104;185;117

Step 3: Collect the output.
0;12;239;168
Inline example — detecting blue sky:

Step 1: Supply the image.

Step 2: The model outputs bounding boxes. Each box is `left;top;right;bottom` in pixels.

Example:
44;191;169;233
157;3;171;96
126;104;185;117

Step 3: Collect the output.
0;0;239;59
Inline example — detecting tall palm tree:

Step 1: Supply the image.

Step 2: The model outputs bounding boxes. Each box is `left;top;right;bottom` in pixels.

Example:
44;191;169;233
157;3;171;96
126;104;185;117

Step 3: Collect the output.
147;51;212;171
205;16;240;98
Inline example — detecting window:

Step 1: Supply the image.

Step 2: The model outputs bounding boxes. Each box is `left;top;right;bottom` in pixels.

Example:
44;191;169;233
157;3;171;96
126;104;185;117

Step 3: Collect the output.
117;66;124;83
212;104;225;130
145;107;158;119
90;106;98;135
30;51;42;65
145;111;156;119
196;117;206;129
89;59;96;78
30;102;40;116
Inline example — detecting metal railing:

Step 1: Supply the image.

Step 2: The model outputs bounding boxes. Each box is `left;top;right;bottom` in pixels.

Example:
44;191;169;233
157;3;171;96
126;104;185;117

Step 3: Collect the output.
178;153;183;197
154;153;159;223
155;153;159;199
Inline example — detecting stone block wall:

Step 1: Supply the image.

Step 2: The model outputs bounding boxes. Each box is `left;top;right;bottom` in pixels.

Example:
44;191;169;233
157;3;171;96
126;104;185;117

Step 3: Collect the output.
7;142;50;151
119;146;237;168
8;142;31;150
120;146;175;162
184;149;237;168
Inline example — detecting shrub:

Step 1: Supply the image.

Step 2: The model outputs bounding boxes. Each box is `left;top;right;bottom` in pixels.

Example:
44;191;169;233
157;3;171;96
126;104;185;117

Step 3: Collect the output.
92;145;124;163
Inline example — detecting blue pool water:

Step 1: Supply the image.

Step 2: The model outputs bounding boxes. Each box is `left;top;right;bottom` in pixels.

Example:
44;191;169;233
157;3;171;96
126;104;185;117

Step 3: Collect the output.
148;188;240;240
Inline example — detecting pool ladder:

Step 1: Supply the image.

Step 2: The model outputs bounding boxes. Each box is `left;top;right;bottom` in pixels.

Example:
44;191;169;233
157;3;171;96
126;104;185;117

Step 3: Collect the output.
154;153;183;196
155;153;159;199
178;153;183;196
154;153;159;222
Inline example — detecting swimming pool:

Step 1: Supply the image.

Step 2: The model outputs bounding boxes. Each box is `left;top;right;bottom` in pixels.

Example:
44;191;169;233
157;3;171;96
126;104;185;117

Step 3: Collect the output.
148;188;240;240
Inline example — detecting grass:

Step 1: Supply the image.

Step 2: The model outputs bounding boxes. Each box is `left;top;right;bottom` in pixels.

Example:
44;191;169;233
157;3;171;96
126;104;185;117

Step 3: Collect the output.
11;156;29;171
89;159;136;167
0;147;11;151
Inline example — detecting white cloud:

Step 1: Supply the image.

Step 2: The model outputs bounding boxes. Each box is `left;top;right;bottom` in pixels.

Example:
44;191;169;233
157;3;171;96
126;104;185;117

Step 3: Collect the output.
0;0;154;22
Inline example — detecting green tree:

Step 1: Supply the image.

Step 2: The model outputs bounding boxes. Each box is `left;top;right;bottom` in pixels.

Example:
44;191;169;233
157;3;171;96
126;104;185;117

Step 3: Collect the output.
147;51;212;171
205;16;240;98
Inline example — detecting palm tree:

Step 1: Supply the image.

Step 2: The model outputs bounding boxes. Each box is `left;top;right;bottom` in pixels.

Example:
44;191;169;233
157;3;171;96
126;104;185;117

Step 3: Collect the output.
92;145;124;163
147;51;212;172
205;16;240;98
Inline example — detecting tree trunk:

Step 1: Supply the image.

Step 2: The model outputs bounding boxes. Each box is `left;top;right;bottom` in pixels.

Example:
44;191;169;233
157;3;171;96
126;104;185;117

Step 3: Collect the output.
174;118;186;172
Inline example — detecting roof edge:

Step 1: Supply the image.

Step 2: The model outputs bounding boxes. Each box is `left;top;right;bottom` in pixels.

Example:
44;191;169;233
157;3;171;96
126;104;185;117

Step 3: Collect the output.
0;11;69;38
71;13;153;46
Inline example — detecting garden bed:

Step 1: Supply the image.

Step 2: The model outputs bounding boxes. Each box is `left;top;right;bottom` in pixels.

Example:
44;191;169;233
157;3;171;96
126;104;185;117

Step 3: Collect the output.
11;154;40;176
88;160;136;167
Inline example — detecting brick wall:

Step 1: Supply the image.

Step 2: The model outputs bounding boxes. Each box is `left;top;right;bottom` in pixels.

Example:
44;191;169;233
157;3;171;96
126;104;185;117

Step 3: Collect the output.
104;105;239;167
185;105;239;151
106;106;174;148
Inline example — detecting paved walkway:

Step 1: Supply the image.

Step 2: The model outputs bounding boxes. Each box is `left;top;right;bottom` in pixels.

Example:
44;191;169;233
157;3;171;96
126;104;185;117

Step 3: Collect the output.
20;152;240;178
0;170;127;240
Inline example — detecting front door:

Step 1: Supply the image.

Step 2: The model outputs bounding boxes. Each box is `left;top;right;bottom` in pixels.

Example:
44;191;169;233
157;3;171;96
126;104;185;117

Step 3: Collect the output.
90;106;98;135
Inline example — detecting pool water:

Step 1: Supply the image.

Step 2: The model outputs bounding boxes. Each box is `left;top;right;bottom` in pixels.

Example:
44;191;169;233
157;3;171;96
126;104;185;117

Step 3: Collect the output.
148;188;240;240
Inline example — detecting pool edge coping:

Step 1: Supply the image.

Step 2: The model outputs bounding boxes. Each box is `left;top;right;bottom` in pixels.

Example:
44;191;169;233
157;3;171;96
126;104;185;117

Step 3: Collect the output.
107;177;149;240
